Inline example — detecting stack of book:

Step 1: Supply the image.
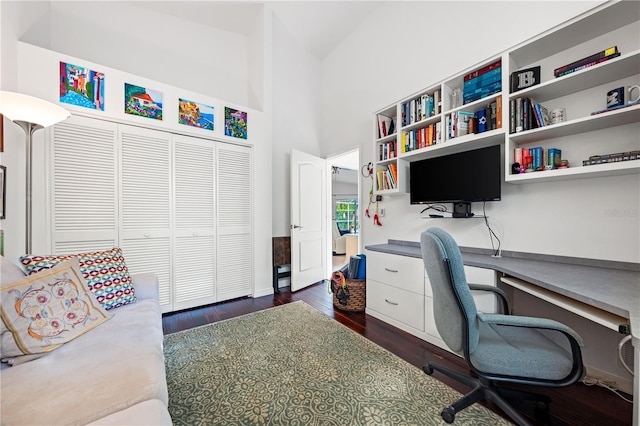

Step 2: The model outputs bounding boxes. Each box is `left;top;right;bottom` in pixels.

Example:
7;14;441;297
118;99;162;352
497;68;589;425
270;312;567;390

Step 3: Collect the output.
475;95;502;132
509;97;550;133
463;59;502;104
376;163;398;191
401;122;441;152
401;90;441;126
378;140;397;161
514;147;562;171
554;46;620;78
377;115;396;139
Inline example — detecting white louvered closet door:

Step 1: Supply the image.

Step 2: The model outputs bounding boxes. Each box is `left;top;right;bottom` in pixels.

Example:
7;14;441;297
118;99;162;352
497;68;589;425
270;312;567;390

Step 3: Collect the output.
118;124;173;311
50;115;118;254
173;135;216;311
216;143;253;301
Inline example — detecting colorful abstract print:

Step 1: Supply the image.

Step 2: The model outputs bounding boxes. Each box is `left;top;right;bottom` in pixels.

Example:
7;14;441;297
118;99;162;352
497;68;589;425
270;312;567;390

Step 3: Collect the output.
179;98;214;130
225;107;248;139
19;248;136;311
125;83;163;120
59;62;105;111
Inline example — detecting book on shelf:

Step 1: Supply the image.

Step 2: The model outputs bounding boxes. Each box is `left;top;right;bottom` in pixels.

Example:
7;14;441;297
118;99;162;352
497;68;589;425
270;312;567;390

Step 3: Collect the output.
548;148;562;169
379;140;397;161
464;59;501;81
464;67;502;93
495;95;502;129
376;166;398;191
450;111;475;137
511;97;547;133
389;163;398;184
554;46;618;77
510;66;541;93
556;52;621;77
463;80;502;104
476;109;487;133
590;99;640;115
514;147;561;171
377;115;395;139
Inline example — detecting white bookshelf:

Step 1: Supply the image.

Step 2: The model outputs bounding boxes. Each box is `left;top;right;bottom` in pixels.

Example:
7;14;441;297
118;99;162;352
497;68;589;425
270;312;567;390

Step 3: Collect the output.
372;0;640;194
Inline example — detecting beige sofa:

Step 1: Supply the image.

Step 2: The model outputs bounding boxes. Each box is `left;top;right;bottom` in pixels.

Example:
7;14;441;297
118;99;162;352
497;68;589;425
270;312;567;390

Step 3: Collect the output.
0;257;172;425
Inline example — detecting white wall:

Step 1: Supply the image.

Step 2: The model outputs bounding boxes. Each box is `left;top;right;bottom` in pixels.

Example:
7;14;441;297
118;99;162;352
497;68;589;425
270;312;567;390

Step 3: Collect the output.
321;1;639;264
46;1;252;108
271;12;323;237
0;0;274;297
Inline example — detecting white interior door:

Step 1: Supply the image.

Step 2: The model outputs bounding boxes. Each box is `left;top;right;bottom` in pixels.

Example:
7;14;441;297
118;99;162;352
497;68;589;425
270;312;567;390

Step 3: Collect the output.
290;149;327;292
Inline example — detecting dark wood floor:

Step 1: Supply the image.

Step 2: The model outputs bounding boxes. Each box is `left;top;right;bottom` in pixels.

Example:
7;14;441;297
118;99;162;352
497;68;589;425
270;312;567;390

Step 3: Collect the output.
162;282;633;425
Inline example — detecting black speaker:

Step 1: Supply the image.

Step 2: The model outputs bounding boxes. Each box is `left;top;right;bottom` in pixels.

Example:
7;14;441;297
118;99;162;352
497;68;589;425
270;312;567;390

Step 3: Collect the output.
452;202;473;218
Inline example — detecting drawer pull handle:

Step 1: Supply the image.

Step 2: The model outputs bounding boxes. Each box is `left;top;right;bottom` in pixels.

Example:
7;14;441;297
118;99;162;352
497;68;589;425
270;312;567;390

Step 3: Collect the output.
385;299;399;306
384;268;399;273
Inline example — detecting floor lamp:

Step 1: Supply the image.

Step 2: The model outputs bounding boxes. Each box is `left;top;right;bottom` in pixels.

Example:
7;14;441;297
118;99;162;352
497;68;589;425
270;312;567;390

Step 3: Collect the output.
0;91;70;254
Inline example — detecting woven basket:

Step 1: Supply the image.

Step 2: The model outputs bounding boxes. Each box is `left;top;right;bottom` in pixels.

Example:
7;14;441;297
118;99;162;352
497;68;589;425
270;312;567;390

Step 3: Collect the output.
331;279;366;312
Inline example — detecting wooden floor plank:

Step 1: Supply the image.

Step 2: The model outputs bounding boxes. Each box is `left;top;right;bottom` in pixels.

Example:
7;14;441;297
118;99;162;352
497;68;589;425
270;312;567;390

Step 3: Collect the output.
163;282;633;425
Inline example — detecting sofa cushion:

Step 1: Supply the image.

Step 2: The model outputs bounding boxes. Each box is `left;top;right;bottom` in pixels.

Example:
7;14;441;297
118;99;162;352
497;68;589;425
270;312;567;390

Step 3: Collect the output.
19;247;137;310
1;256;26;283
0;258;112;362
0;297;167;425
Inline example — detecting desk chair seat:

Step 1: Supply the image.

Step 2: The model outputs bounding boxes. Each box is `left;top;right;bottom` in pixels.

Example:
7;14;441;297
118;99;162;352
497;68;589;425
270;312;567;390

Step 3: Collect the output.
420;227;584;426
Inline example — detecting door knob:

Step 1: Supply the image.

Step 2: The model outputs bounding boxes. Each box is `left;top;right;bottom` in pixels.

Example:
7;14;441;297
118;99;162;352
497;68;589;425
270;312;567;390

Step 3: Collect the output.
291;224;303;229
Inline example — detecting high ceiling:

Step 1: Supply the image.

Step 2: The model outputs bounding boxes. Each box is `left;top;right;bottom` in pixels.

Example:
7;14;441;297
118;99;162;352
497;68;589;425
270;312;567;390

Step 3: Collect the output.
129;1;382;59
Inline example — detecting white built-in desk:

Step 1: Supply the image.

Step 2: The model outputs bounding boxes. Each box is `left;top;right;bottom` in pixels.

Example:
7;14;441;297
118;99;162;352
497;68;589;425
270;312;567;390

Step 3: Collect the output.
365;239;640;425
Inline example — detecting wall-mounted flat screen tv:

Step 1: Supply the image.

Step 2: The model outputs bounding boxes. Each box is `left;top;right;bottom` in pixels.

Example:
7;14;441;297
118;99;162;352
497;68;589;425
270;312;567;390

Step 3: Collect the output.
409;145;501;204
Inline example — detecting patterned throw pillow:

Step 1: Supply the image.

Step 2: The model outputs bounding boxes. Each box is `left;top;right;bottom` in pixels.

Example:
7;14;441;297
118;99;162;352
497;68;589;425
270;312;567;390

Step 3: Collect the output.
0;258;112;360
19;248;137;310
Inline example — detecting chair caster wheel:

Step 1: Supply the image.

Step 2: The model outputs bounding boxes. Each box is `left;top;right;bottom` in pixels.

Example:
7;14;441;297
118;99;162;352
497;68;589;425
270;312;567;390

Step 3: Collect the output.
535;400;550;412
441;407;456;423
423;364;434;375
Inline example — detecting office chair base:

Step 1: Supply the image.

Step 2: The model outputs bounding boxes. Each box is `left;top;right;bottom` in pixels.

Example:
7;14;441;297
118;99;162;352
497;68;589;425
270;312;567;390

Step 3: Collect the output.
424;361;550;426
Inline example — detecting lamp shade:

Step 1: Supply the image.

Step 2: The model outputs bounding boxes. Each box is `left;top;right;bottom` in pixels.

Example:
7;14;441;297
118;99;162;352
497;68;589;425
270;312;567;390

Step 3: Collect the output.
0;91;70;128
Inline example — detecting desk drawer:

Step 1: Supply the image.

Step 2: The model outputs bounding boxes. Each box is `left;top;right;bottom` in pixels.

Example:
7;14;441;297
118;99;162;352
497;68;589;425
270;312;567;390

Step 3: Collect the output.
366;251;424;295
367;279;424;331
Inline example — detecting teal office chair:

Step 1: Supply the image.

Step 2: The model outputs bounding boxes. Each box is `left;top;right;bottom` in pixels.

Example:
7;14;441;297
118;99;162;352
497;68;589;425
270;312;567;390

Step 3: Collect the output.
420;227;584;426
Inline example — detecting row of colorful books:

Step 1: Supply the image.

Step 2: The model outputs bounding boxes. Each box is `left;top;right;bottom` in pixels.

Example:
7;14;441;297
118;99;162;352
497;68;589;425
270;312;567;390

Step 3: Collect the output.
447;96;502;139
378;140;397;161
376;164;398;191
401;90;441;126
463;59;502;104
509;97;550;134
554;46;619;78
376;115;396;139
514;147;562;171
401;122;442;153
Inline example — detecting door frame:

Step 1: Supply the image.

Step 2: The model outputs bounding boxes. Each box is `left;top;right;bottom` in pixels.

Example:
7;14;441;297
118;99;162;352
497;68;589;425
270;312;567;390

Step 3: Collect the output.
326;148;360;277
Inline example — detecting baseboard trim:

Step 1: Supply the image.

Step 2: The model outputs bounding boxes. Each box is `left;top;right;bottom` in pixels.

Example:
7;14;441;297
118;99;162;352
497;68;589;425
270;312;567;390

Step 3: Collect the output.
253;288;274;298
585;364;633;395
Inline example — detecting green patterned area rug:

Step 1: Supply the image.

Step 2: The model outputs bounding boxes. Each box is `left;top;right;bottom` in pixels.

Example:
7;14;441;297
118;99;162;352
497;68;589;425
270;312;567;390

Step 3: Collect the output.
164;301;510;425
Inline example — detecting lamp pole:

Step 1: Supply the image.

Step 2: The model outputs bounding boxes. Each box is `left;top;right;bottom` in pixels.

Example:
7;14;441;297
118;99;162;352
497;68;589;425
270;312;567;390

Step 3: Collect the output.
14;120;43;254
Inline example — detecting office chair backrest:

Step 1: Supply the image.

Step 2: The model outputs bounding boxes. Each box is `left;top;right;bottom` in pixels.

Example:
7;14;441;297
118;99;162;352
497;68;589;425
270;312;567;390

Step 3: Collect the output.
420;227;479;354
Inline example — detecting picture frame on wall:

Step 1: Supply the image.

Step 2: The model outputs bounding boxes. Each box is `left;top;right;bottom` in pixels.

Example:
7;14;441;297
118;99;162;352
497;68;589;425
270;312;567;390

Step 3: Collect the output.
224;107;248;139
178;98;214;131
0;165;6;219
59;61;105;111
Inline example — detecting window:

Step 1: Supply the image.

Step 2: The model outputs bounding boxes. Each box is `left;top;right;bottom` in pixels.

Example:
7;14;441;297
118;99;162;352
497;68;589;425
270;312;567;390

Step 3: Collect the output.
335;199;358;233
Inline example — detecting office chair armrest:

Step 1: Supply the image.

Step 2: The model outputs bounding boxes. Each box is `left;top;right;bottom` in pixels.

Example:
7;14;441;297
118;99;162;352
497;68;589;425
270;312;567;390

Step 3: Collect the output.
468;284;510;314
477;312;584;347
